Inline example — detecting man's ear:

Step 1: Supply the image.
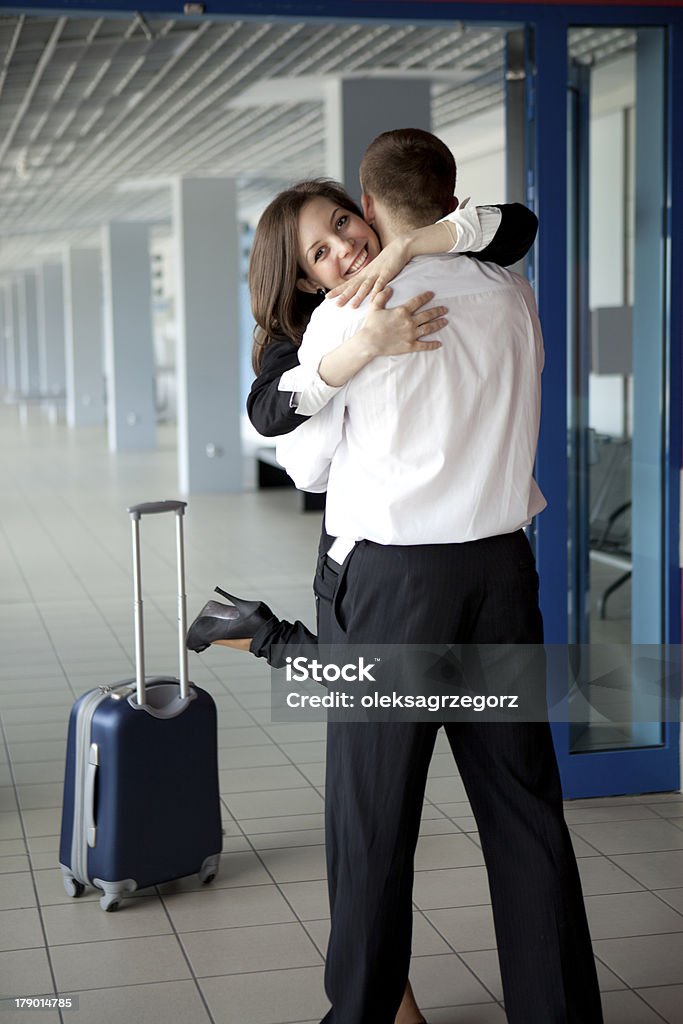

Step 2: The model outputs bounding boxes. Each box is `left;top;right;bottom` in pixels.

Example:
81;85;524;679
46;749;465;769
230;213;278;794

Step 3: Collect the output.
448;196;459;213
361;193;375;225
296;276;319;295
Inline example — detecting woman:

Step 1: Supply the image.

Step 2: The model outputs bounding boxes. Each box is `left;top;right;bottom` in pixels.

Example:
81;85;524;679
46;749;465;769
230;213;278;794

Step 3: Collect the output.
187;178;538;1024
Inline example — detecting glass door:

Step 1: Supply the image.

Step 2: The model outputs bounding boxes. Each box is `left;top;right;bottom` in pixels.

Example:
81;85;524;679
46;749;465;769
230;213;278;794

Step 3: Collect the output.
555;26;679;797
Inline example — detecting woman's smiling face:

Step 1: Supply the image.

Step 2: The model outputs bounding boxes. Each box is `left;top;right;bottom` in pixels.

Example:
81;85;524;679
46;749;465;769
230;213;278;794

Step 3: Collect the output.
297;196;381;293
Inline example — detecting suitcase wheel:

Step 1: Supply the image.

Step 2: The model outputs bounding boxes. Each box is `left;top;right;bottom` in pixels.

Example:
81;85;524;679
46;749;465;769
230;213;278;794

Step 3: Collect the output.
199;855;220;885
100;894;120;912
63;876;85;899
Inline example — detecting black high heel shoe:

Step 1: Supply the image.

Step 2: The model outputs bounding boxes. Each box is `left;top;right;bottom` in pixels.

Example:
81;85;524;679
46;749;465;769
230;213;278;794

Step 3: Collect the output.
185;587;275;653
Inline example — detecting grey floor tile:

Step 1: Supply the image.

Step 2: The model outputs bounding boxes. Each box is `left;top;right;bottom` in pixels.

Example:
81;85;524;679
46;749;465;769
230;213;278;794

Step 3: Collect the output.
3;723;68;744
259;845;326;884
0;789;18;813
297;763;325;787
181;920;323;977
16;784;62;811
426;776;469;804
226;787;324;820
410;953;494;1008
459;950;503;1001
230;813;326;836
569;832;601;858
413;867;491;910
594;933;683;987
0;855;30;874
200;965;328;1024
611;850;683;890
0;908;44;951
637;984;683;1023
0;872;36;911
585;890;683;939
42;895;172;945
71;980;212;1024
163;884;296;932
577;856;645;896
564;803;660;825
12;762;66;786
648;797;683;817
0;813;23;841
571;818;683;855
279;741;327;764
426;905;497;952
600;988;670;1023
216;726;270;749
251;829;325;851
18;808;61;838
219;764;310;794
0;1009;60;1024
595;959;628;991
0;947;53;997
0;839;24;856
217;744;289;770
278;880;330;921
655;887;683;914
51;934;191;992
414;834;485;871
419;817;464;836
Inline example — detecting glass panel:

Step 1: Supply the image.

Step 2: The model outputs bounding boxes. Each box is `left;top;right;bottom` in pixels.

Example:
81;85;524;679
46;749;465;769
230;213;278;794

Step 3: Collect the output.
567;27;667;753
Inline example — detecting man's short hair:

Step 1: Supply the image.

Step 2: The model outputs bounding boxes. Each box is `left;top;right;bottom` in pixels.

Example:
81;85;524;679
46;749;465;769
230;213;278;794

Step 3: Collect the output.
359;128;457;223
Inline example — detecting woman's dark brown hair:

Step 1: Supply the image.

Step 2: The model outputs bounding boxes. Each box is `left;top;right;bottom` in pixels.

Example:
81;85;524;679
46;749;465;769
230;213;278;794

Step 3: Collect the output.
249;179;363;373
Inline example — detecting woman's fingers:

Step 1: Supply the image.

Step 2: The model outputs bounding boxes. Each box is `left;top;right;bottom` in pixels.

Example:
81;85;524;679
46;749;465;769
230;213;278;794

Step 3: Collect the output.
417;317;448;338
350;278;376;308
400;290;436;314
414;304;448;326
369;285;393;309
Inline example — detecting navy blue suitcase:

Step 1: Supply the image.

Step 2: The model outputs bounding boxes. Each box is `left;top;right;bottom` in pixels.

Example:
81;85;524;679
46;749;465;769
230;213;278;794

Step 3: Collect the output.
59;500;222;911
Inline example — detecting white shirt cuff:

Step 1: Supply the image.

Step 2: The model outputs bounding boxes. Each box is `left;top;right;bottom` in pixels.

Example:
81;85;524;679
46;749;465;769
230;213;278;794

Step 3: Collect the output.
438;199;502;254
279;365;342;417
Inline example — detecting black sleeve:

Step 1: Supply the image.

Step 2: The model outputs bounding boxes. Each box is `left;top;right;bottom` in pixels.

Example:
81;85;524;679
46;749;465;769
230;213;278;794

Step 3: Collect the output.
471;203;538;268
246;338;311;437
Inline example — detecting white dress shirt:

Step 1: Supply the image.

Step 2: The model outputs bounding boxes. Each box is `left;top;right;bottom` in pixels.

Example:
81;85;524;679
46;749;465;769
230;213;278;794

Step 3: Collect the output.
279;200;502;416
276;253;546;554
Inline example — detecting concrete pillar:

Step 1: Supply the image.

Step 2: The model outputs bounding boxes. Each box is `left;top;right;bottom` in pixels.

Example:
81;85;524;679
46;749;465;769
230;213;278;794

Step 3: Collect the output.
6;281;21;394
325;77;432;199
36;262;66;396
0;287;7;393
18;271;41;394
172;177;241;493
102;222;157;452
63;247;106;427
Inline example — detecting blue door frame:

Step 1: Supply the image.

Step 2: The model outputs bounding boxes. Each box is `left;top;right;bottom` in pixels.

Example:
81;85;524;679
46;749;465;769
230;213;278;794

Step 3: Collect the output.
8;0;683;795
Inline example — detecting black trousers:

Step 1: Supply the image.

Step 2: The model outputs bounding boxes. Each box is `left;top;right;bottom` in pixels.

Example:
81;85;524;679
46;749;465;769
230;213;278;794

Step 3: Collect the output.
321;533;603;1024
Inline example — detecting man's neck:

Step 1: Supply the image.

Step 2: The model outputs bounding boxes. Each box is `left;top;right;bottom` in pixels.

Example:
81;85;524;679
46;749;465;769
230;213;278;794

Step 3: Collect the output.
376;213;425;247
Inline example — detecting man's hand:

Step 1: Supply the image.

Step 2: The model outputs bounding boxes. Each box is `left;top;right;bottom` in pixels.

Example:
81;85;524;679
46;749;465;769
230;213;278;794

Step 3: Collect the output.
327;236;412;308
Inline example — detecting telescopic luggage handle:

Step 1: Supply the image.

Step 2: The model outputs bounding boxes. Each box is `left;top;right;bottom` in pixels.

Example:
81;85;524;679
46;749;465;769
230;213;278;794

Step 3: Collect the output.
126;500;189;705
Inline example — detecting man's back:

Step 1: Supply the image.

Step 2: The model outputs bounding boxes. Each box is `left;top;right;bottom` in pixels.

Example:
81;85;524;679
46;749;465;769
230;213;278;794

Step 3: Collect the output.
291;253;546;546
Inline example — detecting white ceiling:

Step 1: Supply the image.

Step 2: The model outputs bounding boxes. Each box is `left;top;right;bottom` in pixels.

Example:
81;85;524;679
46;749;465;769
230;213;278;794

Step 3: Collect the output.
0;14;635;274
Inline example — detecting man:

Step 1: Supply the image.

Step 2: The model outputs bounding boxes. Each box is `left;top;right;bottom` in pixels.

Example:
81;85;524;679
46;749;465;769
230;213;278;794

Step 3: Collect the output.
277;129;603;1024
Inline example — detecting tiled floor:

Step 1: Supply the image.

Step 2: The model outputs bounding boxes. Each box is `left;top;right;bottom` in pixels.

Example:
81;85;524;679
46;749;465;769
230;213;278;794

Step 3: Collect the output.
0;407;682;1024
